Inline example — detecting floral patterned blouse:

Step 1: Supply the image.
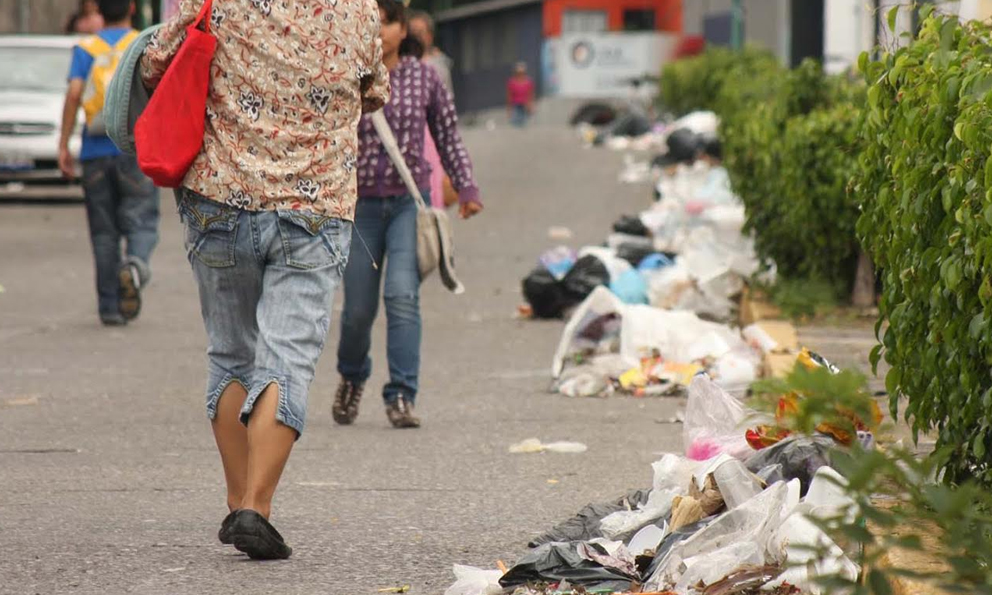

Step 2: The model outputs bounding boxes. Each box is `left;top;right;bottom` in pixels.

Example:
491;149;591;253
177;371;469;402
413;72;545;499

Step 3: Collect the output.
140;0;390;219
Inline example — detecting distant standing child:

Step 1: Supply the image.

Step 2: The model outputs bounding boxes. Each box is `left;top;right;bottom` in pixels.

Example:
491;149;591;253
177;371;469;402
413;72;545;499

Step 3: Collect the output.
507;62;535;128
59;0;159;326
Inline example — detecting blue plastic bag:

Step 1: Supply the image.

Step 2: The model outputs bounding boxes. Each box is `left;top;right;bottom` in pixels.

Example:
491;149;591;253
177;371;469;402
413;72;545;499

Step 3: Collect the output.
610;269;649;305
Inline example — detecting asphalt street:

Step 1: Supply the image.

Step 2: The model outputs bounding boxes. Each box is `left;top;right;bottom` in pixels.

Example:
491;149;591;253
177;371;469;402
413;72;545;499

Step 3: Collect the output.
0;117;882;595
0;119;694;595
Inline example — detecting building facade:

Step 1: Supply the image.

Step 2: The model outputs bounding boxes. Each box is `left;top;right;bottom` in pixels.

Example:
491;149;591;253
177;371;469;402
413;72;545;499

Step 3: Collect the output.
436;0;681;113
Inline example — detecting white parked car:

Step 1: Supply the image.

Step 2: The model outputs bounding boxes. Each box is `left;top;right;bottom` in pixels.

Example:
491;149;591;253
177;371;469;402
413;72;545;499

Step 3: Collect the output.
0;35;83;193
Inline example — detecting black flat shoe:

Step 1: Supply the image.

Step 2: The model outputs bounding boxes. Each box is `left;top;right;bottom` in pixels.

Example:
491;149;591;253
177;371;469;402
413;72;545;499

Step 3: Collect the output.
228;510;292;560
218;509;239;545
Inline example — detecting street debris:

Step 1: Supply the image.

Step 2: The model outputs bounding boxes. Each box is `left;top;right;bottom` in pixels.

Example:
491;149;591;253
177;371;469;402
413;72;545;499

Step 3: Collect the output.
448;356;875;594
518;115;800;404
444;565;503;595
510;439;589;455
2;395;39;408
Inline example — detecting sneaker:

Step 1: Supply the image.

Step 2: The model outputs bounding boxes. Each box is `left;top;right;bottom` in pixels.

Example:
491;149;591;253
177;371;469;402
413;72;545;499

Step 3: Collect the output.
117;262;142;321
100;313;127;327
332;379;365;425
385;395;421;429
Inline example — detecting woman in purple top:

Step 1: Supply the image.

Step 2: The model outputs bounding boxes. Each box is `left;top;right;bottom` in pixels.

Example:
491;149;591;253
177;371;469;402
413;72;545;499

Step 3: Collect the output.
333;0;483;429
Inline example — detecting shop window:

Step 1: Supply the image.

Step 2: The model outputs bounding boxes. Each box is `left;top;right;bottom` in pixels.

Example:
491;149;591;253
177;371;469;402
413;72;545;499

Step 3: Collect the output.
562;9;608;34
623;9;656;32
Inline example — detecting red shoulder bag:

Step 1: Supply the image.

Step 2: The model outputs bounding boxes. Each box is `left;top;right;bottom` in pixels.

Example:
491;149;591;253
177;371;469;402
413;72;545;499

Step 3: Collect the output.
135;0;216;188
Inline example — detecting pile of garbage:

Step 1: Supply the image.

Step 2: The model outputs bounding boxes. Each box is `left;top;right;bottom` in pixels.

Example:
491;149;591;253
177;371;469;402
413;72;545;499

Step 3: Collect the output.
524;110;761;321
521;112;782;399
445;371;877;595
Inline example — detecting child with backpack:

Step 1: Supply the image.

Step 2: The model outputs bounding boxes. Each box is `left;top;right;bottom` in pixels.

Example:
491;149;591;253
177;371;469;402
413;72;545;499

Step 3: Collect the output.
59;0;159;326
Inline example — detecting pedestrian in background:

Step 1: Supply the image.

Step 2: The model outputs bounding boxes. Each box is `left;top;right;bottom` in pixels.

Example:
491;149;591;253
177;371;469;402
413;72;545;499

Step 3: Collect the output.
408;10;454;97
59;0;157;326
409;9;459;209
140;0;389;560
333;0;482;430
507;62;535;128
66;0;105;35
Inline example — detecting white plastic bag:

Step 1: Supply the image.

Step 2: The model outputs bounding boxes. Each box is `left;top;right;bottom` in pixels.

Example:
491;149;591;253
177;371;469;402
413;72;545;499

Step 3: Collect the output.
620;306;740;365
683;374;752;461
674;541;765;593
444;565;503;595
552;287;625;378
766;512;859;594
600;454;698;539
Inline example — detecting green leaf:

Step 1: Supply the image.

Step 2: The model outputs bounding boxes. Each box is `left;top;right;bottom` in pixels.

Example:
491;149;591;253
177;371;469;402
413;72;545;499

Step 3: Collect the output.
888;6;899;33
886;367;901;396
969;313;986;339
974;432;987;459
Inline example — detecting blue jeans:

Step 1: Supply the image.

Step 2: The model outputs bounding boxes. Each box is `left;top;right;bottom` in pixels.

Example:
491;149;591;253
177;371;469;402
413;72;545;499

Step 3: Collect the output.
81;153;159;317
337;195;421;405
178;190;352;437
511;104;529;128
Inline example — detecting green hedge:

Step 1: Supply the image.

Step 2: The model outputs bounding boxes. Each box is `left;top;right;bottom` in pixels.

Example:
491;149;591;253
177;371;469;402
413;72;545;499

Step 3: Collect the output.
660;51;865;292
660;10;992;485
852;11;992;484
658;47;780;117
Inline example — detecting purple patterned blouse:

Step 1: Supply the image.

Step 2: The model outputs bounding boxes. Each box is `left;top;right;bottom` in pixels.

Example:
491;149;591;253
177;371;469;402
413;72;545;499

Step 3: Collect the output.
357;57;480;205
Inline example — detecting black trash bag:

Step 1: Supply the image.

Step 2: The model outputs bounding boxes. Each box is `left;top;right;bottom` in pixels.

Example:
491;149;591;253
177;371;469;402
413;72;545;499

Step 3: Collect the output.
499;542;635;589
561;255;610;306
744;435;836;496
594;113;653;145
570;102;618;127
528;489;652;548
616;242;655;267
652;127;702;168
523;266;567;319
612;215;650;237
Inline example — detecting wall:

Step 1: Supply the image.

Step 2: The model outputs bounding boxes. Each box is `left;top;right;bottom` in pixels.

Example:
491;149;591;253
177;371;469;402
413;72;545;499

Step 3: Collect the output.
682;0;790;63
543;0;681;37
438;3;545;113
0;0;75;34
960;0;992;19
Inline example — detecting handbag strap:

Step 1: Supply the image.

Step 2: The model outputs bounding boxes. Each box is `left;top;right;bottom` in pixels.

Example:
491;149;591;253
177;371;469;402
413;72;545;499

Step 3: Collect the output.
370;111;429;211
193;0;214;32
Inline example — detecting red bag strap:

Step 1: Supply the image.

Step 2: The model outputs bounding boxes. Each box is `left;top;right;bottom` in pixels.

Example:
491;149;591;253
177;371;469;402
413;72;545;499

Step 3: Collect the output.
192;0;215;33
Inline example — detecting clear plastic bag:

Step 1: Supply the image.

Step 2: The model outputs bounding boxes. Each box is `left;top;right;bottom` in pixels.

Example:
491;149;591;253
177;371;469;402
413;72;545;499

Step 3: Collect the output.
600;454;699;539
645;480;801;590
444;565;503;595
683;375;752;461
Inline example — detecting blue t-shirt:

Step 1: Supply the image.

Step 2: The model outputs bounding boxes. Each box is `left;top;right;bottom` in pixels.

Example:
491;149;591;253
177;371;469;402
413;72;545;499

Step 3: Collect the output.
68;28;132;161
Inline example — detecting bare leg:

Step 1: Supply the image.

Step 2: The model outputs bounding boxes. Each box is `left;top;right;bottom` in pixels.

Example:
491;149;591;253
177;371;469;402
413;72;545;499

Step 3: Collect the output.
240;384;296;519
211;383;249;512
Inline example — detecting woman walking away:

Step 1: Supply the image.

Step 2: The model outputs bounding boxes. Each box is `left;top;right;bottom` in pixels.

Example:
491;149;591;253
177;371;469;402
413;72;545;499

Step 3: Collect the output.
334;0;482;430
140;0;388;560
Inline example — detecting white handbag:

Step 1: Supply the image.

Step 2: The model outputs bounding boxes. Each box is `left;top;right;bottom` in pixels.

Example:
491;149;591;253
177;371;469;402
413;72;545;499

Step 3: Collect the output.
371;111;464;294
